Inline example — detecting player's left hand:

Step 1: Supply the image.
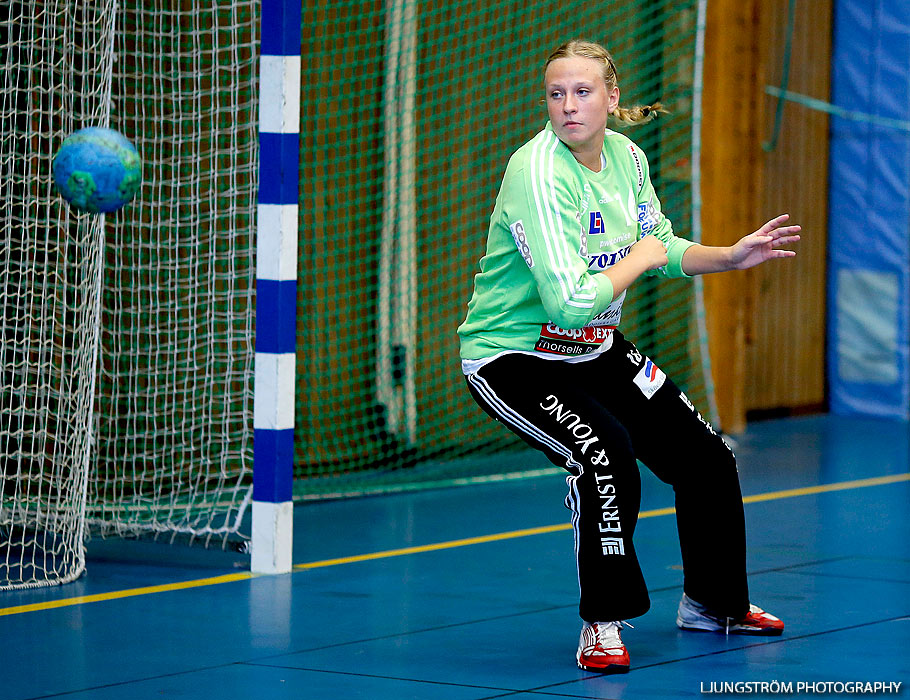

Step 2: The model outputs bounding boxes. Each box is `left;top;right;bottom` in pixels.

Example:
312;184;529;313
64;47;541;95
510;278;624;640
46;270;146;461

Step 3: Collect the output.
730;214;801;270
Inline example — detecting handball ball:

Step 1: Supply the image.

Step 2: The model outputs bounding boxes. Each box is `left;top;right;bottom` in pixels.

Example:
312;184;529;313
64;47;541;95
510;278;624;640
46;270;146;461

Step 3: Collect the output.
52;127;142;214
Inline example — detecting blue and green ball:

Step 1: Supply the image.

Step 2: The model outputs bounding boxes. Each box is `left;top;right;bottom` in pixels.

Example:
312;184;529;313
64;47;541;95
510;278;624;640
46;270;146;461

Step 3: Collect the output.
52;127;142;214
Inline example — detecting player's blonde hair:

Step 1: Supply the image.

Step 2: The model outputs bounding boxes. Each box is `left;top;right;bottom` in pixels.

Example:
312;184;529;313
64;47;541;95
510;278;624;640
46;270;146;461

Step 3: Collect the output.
545;40;667;125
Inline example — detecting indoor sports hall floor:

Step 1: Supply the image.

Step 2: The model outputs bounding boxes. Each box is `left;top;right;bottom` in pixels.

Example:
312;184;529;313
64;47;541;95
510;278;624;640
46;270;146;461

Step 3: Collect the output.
3;414;908;700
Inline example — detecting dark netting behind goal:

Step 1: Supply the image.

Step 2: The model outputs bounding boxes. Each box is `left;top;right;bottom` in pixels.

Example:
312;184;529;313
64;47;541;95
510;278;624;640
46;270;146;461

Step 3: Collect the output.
297;0;712;498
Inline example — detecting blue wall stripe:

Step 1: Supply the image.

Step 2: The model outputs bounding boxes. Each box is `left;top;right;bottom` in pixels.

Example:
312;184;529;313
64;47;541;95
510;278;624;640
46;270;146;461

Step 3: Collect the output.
255;279;297;354
258;132;300;205
827;0;910;419
261;0;301;57
254;429;295;502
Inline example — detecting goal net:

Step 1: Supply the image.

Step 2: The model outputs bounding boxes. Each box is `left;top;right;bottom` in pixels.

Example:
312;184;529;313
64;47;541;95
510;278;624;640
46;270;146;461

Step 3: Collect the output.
87;3;258;545
0;2;116;588
0;1;258;590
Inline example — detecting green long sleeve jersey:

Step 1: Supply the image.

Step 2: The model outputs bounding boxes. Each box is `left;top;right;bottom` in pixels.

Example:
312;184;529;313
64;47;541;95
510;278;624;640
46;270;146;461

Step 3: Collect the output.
458;123;696;365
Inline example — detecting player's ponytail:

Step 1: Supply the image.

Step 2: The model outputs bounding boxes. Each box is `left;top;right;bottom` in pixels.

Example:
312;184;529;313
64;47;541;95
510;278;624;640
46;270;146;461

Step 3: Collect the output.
611;101;668;125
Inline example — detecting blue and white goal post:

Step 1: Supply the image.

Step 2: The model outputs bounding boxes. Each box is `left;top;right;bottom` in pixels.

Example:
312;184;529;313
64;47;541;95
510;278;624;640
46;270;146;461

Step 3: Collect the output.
252;0;300;574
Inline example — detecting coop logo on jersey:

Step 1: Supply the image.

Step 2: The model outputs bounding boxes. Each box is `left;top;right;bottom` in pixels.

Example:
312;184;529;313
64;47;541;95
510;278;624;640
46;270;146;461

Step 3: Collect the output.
629;144;644;190
509;220;534;269
638;200;660;234
633;358;666;399
588;211;605;235
535;323;614;356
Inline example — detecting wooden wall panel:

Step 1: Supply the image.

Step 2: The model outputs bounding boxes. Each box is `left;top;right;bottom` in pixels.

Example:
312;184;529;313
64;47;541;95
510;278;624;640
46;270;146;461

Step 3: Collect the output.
750;0;831;412
702;0;831;432
701;0;764;434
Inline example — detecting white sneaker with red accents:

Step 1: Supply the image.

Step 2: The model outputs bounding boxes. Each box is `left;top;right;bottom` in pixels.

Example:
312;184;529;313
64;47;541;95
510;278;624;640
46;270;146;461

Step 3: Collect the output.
676;594;784;636
576;620;631;673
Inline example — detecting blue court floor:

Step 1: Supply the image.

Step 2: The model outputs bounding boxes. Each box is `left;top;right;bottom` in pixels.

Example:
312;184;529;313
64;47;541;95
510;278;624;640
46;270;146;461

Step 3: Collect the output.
2;414;908;699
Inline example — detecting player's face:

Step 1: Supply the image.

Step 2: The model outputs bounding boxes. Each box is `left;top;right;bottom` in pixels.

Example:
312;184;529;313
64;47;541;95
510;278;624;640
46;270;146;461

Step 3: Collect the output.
545;56;619;156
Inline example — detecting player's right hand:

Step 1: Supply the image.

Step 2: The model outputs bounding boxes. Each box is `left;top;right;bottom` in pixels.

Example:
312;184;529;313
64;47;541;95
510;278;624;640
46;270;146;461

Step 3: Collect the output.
630;234;669;271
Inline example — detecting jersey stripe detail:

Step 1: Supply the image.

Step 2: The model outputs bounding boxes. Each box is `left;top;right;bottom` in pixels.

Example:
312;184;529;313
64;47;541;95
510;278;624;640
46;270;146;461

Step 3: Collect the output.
541;133;588;307
528;130;596;313
530;132;572;305
467;372;583;472
544;136;596;306
543;135;577;299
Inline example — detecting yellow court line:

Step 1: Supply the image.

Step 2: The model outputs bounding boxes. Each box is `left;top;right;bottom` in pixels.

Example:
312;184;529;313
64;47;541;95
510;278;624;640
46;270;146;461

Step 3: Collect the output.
293;522;576;571
0;572;252;618
2;472;907;618
740;472;909;504
293;472;909;570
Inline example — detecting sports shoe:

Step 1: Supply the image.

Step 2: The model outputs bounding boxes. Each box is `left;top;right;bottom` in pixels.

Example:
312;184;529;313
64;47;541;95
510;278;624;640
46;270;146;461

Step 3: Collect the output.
676;593;784;636
576;620;631;673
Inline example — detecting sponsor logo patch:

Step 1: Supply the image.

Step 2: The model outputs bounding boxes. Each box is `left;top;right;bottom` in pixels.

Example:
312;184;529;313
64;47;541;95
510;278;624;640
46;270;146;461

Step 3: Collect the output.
588;211;605;235
629;145;644;190
633;358;666;399
601;537;625;556
637;200;660;234
509;220;534;269
587;244;632;270
535;323;614;356
591;289;625;327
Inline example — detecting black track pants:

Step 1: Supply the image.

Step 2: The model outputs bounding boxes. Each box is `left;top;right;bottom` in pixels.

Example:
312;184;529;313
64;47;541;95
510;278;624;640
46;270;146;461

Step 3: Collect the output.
465;332;749;622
